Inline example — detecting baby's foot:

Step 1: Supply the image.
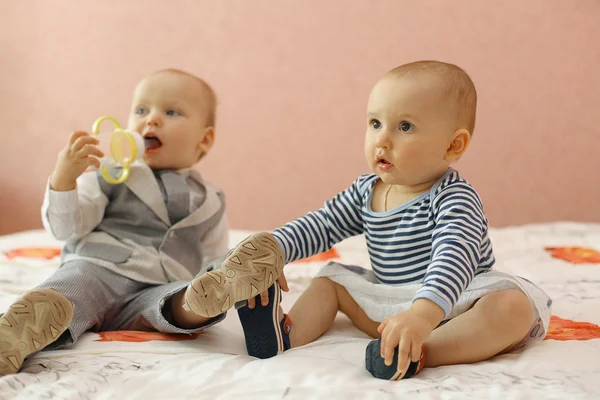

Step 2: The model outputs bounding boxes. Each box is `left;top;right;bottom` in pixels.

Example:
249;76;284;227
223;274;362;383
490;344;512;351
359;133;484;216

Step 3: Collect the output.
365;338;425;380
0;288;73;376
185;232;284;318
237;281;292;358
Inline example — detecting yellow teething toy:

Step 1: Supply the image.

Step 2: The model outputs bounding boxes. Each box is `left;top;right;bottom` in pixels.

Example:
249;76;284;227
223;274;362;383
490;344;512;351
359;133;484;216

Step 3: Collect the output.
92;116;145;184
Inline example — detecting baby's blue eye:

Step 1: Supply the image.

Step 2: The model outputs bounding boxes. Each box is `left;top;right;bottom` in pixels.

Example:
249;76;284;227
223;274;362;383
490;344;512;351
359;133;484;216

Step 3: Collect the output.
370;119;381;129
135;107;147;115
166;109;180;116
399;121;414;132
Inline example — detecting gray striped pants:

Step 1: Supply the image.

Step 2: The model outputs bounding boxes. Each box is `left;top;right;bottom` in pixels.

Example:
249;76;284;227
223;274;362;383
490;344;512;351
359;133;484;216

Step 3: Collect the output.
36;261;225;350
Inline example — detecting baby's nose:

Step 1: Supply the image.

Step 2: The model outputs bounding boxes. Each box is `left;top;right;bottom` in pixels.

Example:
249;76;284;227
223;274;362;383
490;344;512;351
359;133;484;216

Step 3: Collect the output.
376;132;392;149
146;113;162;126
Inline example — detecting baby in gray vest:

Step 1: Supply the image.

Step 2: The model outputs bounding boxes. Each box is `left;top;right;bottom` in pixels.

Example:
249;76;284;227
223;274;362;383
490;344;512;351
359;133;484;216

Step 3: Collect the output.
0;69;284;376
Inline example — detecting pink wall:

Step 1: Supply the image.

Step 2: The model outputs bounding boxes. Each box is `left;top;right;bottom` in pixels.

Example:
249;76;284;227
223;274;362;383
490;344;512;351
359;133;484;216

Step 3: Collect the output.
1;0;599;235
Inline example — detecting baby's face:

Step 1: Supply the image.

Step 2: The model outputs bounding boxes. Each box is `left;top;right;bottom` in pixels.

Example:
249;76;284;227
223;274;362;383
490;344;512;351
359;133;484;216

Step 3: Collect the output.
127;71;212;170
364;74;458;187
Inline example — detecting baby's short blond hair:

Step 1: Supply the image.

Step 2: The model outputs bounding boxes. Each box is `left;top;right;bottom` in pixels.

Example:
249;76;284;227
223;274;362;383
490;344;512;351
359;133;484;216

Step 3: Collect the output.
386;61;477;134
154;68;218;128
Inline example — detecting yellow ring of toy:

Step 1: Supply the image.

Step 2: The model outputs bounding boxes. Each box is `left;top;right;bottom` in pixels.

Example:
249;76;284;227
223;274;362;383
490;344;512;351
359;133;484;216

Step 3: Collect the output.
92;116;138;184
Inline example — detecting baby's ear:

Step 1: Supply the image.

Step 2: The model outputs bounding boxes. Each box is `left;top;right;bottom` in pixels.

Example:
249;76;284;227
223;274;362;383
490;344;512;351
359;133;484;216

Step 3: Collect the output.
445;129;471;162
198;126;215;154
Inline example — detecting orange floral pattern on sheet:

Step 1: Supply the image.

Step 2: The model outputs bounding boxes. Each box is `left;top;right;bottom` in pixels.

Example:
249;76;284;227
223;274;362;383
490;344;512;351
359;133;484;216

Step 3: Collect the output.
95;330;203;343
291;248;340;264
2;246;340;263
545;316;600;341
3;247;61;260
544;247;600;264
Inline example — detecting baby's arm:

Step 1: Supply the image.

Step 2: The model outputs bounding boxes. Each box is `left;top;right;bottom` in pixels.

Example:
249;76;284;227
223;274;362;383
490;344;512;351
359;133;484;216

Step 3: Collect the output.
42;131;108;240
272;175;368;264
41;171;108;241
378;183;488;370
413;183;487;319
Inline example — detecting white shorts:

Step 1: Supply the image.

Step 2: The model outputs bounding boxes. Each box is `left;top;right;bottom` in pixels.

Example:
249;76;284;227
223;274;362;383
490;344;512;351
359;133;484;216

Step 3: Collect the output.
315;262;552;345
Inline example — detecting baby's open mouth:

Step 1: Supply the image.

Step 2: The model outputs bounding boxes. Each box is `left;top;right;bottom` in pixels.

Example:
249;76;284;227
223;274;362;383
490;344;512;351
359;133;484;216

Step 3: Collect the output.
144;135;162;150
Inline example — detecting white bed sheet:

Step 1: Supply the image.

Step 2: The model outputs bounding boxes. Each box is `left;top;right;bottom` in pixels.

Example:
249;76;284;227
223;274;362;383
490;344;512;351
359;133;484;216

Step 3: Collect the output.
0;223;599;399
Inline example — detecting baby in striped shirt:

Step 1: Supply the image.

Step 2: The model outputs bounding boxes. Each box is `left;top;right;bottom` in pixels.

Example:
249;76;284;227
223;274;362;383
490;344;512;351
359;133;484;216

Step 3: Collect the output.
186;60;551;380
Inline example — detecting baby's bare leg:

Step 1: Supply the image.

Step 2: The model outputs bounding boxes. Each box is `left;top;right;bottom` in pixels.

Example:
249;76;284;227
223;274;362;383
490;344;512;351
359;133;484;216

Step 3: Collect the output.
423;290;534;367
290;283;533;371
168;290;212;329
288;277;379;347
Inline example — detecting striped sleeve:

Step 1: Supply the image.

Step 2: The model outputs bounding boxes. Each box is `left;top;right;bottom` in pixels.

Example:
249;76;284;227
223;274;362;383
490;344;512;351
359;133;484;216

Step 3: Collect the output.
272;175;369;264
413;182;485;317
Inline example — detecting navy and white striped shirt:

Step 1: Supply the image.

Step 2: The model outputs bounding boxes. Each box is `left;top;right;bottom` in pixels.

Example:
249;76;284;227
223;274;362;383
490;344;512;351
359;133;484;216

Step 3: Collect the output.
272;168;495;317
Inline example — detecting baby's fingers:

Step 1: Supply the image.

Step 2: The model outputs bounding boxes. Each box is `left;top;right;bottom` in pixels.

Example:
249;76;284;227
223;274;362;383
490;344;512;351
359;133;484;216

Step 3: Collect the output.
67;130;90;146
247;296;256;309
411;340;423;362
377;319;388;334
382;329;399;366
79;144;104;159
69;131;94;150
277;271;289;292
87;156;101;170
396;336;411;373
260;289;269;306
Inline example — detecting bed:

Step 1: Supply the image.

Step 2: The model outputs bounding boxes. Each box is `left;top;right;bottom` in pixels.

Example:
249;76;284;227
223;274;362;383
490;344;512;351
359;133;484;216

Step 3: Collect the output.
1;223;599;399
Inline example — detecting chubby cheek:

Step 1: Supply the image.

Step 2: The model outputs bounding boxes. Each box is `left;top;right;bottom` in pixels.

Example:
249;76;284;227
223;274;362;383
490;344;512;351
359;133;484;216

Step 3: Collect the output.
392;144;422;169
127;119;143;134
364;136;377;163
396;141;447;177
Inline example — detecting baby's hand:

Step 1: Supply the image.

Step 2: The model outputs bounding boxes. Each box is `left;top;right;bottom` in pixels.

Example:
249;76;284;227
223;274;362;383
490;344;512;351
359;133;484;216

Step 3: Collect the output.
247;269;289;309
50;131;105;191
377;309;435;374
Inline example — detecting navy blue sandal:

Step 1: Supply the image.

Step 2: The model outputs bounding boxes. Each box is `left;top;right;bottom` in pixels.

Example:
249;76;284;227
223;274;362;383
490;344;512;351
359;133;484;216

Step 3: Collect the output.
237;282;292;359
365;338;425;380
